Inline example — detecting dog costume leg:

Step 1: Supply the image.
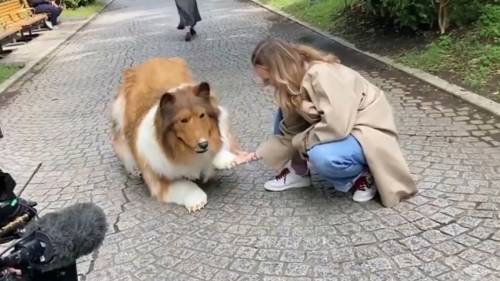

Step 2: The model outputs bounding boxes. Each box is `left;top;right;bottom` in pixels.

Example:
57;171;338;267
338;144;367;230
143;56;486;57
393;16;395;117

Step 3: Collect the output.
213;106;237;169
112;134;139;176
164;180;207;213
142;166;207;212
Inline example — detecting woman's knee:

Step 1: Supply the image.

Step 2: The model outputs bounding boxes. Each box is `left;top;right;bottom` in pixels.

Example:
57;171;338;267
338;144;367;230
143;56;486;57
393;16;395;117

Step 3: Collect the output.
308;143;365;178
309;150;343;174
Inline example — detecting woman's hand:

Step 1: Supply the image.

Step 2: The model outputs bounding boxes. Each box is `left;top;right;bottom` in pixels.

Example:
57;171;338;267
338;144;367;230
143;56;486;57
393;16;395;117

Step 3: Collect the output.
234;151;259;165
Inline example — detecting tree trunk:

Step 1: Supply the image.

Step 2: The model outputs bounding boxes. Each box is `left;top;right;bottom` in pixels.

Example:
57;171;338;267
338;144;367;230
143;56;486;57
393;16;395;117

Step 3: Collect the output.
438;0;450;34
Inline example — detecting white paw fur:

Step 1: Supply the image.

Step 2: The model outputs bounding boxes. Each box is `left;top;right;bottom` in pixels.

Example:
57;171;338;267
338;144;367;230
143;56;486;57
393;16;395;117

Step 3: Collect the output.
164;180;207;213
212;149;237;170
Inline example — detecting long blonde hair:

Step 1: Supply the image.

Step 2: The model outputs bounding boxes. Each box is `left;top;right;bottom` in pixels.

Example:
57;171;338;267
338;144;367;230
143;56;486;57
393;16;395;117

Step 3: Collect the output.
251;38;339;111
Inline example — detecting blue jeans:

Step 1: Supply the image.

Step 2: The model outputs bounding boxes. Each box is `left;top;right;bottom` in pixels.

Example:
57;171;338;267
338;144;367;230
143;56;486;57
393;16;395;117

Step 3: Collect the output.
33;4;62;25
273;109;367;192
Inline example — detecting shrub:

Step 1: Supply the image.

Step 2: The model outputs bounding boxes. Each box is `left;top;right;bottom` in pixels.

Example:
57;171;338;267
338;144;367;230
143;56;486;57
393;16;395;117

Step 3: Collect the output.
478;4;500;41
360;0;437;31
63;0;96;9
360;0;497;33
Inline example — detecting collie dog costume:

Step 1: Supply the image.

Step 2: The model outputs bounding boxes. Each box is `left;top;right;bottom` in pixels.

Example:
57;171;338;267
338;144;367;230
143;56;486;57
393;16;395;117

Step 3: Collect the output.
111;58;239;212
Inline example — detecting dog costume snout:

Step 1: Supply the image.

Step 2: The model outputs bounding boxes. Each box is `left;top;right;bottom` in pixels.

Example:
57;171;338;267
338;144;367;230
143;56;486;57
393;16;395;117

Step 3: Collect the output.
197;140;209;150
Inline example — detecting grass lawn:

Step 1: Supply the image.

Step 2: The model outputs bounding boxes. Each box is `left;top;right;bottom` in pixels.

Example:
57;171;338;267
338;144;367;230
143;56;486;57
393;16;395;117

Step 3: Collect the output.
260;0;348;29
258;0;500;101
60;1;105;20
0;64;21;84
399;34;499;94
398;5;500;98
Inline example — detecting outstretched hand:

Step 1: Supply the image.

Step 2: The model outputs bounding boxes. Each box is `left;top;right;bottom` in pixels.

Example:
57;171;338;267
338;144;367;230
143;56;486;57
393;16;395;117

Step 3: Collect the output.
233;151;259;165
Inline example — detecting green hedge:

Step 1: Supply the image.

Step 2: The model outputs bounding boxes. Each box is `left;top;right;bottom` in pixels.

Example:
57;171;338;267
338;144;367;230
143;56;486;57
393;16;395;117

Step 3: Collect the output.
63;0;96;9
360;0;498;33
479;4;500;41
361;0;436;31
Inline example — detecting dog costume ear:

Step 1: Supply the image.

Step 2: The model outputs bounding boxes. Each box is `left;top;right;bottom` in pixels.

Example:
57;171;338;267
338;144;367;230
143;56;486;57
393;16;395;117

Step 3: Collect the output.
160;92;175;105
196;82;210;99
159;92;176;117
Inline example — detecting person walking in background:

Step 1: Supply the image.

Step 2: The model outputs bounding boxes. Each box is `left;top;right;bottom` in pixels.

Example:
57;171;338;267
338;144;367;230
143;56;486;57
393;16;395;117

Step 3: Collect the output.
175;0;201;42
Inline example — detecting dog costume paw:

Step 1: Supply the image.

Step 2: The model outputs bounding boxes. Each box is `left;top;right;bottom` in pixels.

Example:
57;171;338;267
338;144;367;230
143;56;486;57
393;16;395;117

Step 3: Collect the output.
185;191;208;213
164;181;208;213
213;149;237;170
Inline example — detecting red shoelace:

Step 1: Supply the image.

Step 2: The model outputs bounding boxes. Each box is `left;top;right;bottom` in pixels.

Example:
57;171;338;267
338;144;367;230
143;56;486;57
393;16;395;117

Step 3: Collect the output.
275;168;290;182
353;175;370;191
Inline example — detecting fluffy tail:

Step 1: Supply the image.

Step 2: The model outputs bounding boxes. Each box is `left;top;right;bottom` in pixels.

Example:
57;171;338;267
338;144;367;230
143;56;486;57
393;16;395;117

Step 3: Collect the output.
111;68;136;135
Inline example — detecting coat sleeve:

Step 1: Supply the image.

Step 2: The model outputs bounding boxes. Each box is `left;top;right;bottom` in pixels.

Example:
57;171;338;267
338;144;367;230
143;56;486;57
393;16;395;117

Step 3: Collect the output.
292;64;363;154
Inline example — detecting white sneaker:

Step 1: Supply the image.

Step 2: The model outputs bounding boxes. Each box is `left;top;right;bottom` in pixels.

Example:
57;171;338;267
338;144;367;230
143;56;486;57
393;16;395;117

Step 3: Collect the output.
352;171;377;202
264;168;311;192
45;21;54;30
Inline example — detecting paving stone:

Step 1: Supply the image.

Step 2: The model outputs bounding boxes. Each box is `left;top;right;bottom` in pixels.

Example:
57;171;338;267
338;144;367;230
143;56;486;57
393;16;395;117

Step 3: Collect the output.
379;240;408;256
393;267;426;281
475;240;500;254
258;262;284;275
393;254;422;268
469;227;496;239
256;249;282;261
421;230;450;244
354;245;383;259
281;250;306;263
443;256;470;270
414;218;441;231
230;259;259;273
213;270;240;281
419;261;450;277
436;271;469;281
400;236;431;251
285;263;310;276
440;223;469;236
457;216;483;228
350;232;377;245
463;264;492;277
430;213;455;224
413;248;443;262
366;258;393;271
0;0;499;280
236;246;259;259
330;248;355;263
395;223;422;236
434;241;466;255
482;256;500;270
373;229;401;241
454;234;481;247
459;248;490;263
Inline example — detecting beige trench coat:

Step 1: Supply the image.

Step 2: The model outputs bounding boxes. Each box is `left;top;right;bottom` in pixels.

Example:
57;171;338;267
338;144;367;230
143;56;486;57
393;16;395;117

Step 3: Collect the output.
256;62;417;207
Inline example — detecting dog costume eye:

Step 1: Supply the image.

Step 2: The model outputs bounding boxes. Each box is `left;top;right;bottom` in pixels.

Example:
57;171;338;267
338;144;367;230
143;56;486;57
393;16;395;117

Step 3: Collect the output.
199;113;205;118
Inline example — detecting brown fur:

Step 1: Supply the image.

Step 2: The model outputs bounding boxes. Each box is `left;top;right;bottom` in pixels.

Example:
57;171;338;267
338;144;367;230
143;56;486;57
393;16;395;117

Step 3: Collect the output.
118;58;222;162
112;57;226;208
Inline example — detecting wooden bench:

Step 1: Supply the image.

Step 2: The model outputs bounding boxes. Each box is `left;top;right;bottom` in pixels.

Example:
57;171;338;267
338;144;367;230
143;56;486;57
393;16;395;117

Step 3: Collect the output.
0;21;21;52
0;0;47;36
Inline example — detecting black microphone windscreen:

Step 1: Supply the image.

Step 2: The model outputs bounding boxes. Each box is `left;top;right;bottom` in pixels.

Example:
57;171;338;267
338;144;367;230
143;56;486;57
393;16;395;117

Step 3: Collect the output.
24;202;107;272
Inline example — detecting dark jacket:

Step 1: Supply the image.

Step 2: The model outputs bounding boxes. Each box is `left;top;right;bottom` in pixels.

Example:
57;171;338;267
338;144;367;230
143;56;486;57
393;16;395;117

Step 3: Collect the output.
28;0;50;6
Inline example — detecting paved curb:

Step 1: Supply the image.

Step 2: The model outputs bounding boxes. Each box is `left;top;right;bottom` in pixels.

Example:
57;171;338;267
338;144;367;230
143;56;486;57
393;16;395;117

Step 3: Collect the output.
0;0;116;96
248;0;500;117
